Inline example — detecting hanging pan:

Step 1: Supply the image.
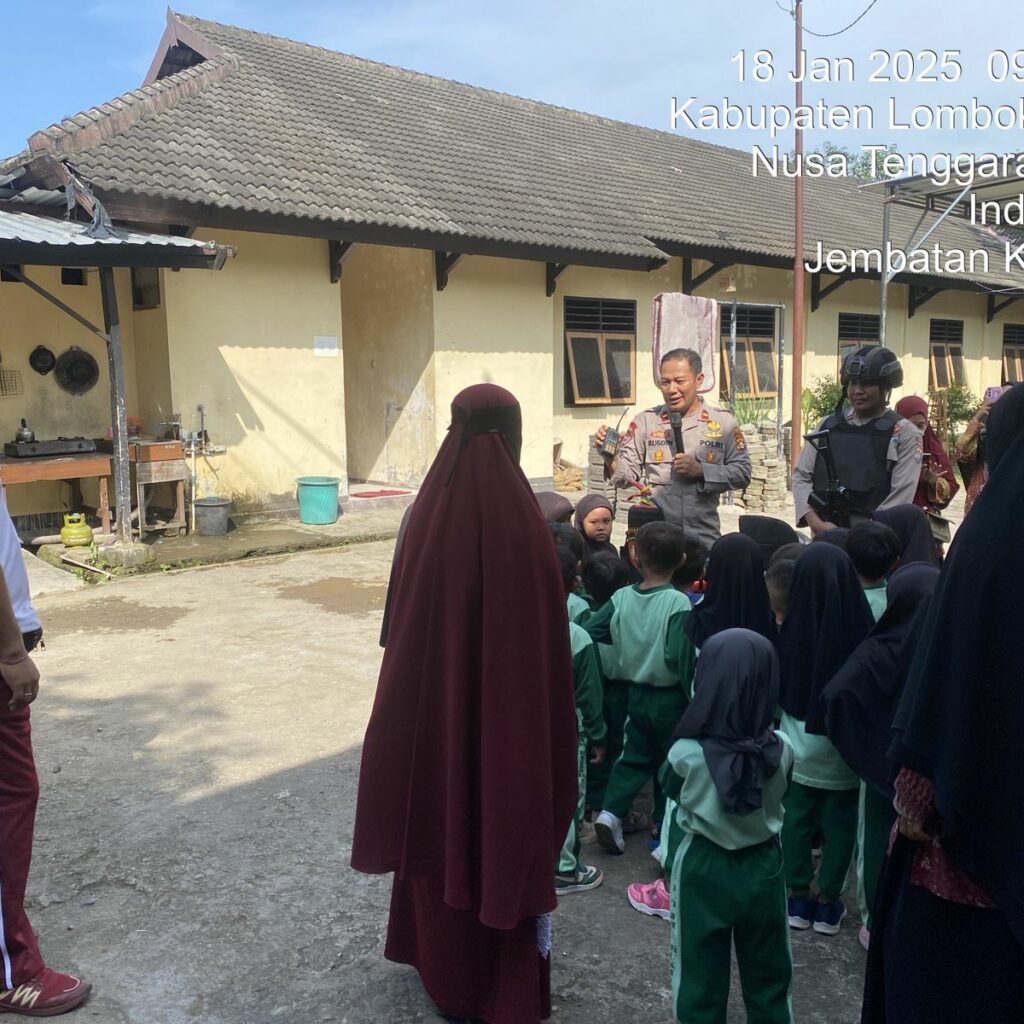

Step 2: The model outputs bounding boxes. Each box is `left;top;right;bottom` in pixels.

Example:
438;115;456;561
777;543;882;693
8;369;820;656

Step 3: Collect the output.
55;346;99;395
29;346;56;375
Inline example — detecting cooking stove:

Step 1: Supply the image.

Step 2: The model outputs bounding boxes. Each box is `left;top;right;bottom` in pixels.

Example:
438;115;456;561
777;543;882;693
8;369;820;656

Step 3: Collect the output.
4;437;98;458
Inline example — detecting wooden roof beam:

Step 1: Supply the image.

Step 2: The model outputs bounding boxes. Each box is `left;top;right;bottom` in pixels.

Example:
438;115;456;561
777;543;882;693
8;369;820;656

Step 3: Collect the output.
435;250;463;291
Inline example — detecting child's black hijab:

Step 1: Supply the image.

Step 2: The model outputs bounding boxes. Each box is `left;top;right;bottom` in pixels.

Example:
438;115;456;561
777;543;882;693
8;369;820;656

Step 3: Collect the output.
776;542;874;731
889;383;1024;945
684;533;776;648
672;629;784;816
574;494;617;556
821;563;939;797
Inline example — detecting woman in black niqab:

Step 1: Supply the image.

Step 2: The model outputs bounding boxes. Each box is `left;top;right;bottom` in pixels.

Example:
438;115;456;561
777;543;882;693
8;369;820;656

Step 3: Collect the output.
862;383;1024;1024
684;533;776;648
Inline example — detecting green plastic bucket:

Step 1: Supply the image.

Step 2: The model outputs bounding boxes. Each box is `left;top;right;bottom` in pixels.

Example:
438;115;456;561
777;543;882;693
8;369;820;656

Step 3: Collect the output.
296;476;340;525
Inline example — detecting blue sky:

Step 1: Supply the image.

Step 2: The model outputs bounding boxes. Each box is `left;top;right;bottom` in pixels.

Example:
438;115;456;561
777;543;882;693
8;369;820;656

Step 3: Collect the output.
1;0;1019;168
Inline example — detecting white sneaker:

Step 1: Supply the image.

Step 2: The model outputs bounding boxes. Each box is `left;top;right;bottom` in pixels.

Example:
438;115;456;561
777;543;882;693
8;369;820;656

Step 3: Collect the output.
595;810;625;854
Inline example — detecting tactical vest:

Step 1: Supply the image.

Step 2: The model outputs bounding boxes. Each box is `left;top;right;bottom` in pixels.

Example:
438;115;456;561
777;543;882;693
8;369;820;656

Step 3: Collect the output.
812;409;899;515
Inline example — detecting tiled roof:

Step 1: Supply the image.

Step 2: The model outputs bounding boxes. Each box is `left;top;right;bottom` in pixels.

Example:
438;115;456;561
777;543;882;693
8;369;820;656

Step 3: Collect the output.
9;11;1021;287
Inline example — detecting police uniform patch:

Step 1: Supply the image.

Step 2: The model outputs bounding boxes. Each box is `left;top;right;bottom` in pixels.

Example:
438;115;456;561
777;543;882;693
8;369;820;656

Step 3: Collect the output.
654;449;665;463
704;450;717;464
704;420;723;439
732;427;746;451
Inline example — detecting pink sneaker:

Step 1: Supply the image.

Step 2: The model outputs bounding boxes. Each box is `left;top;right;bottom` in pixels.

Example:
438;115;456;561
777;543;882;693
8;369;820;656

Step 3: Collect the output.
627;878;670;920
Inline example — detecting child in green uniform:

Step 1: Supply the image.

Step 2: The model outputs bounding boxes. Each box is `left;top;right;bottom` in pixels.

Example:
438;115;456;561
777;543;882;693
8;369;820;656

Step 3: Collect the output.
580;553;631;813
551;523;593;624
555;547;607;895
776;544;874;937
846;522;901;621
667;629;794;1024
845;520;900;940
588;523;697;854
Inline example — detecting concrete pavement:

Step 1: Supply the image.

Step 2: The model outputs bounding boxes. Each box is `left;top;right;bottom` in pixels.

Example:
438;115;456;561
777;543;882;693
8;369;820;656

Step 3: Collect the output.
25;538;866;1023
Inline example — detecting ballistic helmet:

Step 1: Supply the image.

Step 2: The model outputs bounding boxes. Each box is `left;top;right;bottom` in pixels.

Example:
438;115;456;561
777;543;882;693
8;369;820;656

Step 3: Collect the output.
841;346;903;390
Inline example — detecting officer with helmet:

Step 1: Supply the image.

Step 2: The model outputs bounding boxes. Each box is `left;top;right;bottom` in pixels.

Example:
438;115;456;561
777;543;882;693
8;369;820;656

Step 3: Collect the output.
793;345;923;533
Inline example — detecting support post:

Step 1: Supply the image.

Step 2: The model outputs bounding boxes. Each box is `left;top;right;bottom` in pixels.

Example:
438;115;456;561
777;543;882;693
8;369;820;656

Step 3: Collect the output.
790;0;805;473
880;188;892;346
98;267;132;545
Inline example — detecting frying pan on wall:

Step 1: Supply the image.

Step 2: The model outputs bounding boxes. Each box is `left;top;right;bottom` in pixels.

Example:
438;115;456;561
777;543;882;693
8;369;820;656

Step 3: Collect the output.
29;346;56;375
55;346;100;395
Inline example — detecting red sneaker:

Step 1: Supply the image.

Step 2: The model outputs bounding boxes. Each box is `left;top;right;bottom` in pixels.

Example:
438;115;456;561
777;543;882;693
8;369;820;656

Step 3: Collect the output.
0;968;91;1016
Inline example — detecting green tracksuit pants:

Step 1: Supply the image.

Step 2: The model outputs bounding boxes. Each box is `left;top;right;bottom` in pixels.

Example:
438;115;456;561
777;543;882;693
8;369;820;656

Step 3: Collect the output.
586;678;629;811
671;833;793;1024
781;781;858;903
857;782;897;930
557;713;587;876
603;683;687;824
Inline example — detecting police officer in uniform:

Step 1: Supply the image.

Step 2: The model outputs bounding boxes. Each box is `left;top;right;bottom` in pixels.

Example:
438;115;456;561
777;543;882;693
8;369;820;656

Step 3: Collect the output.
596;348;752;552
793;345;922;534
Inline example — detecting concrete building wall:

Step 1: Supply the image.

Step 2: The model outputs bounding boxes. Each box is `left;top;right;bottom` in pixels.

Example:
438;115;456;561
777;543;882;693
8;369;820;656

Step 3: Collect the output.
131;282;174;435
340;244;436;485
0;265;139;516
162;228;347;511
551;260;679;469
432;256;556;482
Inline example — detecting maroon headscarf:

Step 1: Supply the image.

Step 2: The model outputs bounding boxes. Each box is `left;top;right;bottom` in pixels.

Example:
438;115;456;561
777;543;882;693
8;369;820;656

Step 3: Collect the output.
352;384;577;931
895;396;959;510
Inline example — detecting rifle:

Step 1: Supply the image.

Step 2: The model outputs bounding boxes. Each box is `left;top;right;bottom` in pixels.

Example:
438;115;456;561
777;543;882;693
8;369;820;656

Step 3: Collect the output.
804;429;851;529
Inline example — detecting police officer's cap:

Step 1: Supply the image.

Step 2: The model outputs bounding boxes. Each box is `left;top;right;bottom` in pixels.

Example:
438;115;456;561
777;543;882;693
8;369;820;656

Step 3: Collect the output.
841;346;904;389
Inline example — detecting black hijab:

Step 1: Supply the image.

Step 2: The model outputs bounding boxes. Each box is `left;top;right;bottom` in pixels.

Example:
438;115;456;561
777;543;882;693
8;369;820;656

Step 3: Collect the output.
535;491;574;523
776;543;875;731
672;629;784;816
684;533;776;648
821;563;939;797
872;504;937;566
574;494;617;556
890;385;1024;945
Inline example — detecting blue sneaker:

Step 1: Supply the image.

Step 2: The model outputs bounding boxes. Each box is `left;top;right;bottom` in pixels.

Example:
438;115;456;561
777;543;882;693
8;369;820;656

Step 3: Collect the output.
787;894;816;930
813;898;847;935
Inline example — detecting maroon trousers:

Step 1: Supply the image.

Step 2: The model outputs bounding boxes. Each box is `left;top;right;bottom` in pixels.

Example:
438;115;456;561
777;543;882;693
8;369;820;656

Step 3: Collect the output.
0;673;44;990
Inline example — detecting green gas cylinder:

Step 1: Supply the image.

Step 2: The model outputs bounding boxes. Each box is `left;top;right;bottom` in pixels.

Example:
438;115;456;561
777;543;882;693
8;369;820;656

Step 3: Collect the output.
60;513;93;547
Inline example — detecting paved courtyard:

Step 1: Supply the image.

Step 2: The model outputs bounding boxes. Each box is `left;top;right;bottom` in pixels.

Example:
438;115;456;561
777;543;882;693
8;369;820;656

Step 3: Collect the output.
25;535;866;1023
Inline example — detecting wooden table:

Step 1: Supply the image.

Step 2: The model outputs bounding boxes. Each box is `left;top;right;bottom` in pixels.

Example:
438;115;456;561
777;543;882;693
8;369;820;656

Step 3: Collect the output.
0;453;112;533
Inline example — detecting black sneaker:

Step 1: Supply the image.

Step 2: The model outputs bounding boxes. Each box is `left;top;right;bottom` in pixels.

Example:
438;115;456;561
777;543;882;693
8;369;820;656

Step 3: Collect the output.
813;898;847;935
787;894;817;930
555;865;604;895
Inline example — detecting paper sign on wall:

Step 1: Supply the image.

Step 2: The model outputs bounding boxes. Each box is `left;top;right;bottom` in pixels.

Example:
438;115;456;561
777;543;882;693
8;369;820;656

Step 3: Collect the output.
314;336;340;358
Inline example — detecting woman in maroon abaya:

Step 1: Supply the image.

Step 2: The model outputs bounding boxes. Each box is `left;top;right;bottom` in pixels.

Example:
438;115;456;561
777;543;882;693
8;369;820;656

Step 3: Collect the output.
352;384;578;1024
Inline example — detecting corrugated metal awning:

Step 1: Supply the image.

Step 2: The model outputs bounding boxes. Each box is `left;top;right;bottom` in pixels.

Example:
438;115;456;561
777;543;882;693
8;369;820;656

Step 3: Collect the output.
0;207;235;269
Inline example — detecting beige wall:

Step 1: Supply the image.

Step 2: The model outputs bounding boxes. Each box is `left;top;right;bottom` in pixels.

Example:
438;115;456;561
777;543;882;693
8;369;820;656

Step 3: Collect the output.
433;256;556;481
132;285;174;434
341;244;436;485
162;228;347;511
0;266;139;516
551;260;679;468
